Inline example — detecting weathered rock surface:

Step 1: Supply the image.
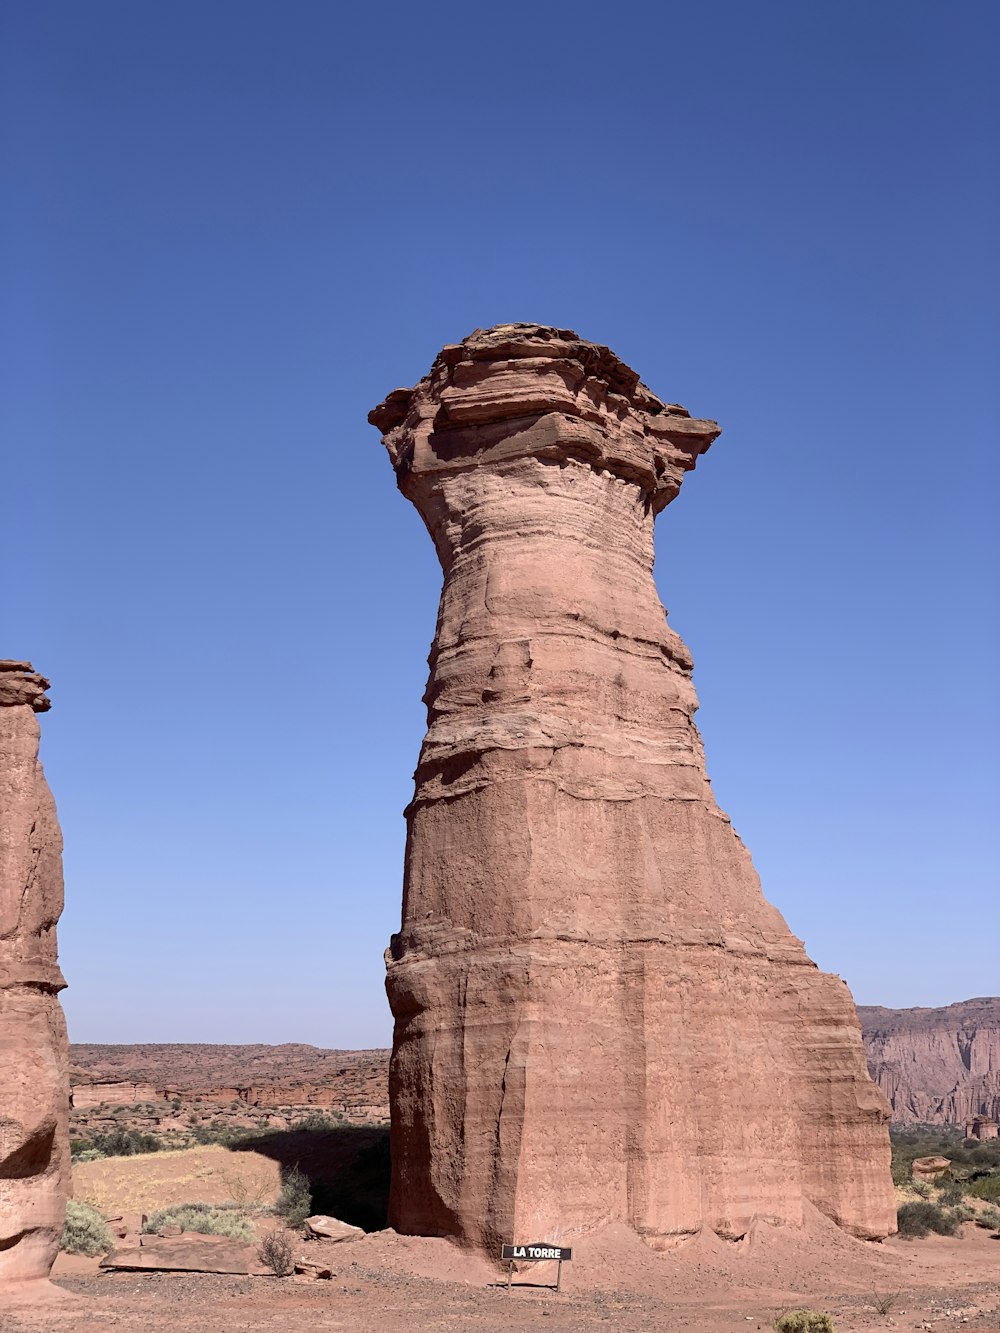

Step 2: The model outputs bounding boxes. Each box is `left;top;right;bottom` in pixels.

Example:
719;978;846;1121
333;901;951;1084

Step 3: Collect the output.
0;662;70;1282
859;998;1000;1125
370;324;895;1253
102;1233;265;1275
304;1214;364;1242
911;1155;951;1181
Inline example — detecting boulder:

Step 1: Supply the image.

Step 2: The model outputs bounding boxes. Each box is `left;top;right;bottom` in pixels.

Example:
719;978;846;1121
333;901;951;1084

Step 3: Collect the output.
912;1155;952;1180
303;1215;363;1242
102;1233;262;1275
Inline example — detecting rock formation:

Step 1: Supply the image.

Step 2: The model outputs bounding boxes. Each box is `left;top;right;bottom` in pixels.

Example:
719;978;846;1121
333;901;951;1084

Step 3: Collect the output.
911;1155;951;1182
860;998;1000;1125
965;1115;998;1142
0;662;70;1282
369;324;895;1252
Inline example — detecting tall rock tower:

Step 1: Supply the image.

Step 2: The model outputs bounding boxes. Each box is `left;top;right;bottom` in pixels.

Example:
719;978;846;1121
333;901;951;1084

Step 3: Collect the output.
0;663;70;1283
370;325;895;1253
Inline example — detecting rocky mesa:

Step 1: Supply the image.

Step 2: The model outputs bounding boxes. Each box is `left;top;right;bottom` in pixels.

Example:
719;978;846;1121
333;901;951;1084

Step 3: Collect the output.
859;998;1000;1126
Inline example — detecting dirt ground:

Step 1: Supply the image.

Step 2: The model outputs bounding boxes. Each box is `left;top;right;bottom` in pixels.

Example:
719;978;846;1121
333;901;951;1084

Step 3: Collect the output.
3;1214;998;1333
4;1145;995;1332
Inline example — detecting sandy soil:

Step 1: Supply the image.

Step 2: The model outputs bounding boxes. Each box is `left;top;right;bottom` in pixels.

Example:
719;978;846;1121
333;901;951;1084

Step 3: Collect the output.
3;1216;997;1333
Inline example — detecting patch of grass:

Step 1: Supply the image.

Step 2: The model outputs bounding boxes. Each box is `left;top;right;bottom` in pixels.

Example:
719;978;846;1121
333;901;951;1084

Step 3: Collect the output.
967;1173;1000;1203
143;1202;254;1242
61;1200;114;1256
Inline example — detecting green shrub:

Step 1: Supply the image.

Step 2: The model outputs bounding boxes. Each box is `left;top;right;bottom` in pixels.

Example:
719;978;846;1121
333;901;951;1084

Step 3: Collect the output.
774;1312;834;1333
274;1165;312;1228
291;1110;345;1132
974;1206;1000;1230
84;1127;161;1157
61;1200;114;1256
933;1179;964;1206
143;1202;254;1242
967;1173;1000;1203
189;1120;259;1149
896;1201;960;1238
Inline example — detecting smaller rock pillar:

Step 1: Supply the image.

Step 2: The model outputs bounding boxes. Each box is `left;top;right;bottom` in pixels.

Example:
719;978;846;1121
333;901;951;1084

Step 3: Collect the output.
0;662;70;1283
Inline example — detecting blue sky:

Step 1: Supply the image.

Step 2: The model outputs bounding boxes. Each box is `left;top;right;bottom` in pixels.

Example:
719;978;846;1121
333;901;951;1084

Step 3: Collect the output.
3;1;997;1045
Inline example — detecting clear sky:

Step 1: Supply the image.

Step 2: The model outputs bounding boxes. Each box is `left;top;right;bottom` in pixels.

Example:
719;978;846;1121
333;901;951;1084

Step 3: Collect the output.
3;1;997;1046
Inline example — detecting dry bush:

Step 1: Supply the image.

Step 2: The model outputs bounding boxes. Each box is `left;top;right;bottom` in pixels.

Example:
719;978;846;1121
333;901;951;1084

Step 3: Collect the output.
258;1229;294;1277
871;1289;899;1316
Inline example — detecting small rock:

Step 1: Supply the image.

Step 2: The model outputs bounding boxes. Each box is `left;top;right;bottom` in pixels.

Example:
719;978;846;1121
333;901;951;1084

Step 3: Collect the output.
294;1260;333;1279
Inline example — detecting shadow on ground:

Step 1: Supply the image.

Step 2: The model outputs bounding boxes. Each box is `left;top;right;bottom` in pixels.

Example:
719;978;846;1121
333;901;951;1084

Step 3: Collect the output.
234;1124;390;1231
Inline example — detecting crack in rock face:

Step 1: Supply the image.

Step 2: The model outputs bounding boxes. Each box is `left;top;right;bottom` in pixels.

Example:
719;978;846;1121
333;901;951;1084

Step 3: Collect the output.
369;324;896;1253
0;661;69;1284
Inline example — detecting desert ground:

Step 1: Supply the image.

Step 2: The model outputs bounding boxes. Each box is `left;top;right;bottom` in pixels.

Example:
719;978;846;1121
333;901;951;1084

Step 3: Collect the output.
3;1214;998;1333
3;1137;998;1333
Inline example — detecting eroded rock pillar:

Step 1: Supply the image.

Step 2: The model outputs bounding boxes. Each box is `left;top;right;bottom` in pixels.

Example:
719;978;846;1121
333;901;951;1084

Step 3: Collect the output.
370;324;895;1252
0;662;69;1282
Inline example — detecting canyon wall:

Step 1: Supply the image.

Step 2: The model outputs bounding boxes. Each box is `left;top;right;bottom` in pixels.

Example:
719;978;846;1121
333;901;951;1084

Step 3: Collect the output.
859;998;1000;1125
0;663;69;1283
370;324;895;1253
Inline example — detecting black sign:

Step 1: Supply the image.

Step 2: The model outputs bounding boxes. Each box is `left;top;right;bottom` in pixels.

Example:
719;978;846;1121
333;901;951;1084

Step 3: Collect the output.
502;1243;572;1262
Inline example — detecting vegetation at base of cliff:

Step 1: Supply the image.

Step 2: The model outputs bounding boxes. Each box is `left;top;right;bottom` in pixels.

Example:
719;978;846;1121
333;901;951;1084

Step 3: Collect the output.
889;1126;1000;1187
71;1107;355;1162
61;1199;114;1256
70;1127;164;1161
889;1127;1000;1236
273;1164;312;1228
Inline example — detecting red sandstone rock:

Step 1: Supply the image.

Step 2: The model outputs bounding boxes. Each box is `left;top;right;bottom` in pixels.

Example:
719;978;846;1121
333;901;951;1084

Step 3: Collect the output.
303;1215;363;1243
911;1155;952;1181
102;1233;264;1275
0;662;70;1283
369;324;896;1254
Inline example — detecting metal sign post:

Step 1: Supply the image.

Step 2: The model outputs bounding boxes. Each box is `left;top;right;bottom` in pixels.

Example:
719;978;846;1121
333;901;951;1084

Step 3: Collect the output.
501;1242;572;1292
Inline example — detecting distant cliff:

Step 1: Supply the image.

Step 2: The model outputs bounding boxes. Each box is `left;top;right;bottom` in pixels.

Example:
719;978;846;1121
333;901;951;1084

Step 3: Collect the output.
858;998;1000;1125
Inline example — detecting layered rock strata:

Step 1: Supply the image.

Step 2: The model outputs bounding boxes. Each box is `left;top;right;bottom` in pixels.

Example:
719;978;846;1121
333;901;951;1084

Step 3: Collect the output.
0;662;70;1282
370;324;895;1253
860;998;1000;1125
